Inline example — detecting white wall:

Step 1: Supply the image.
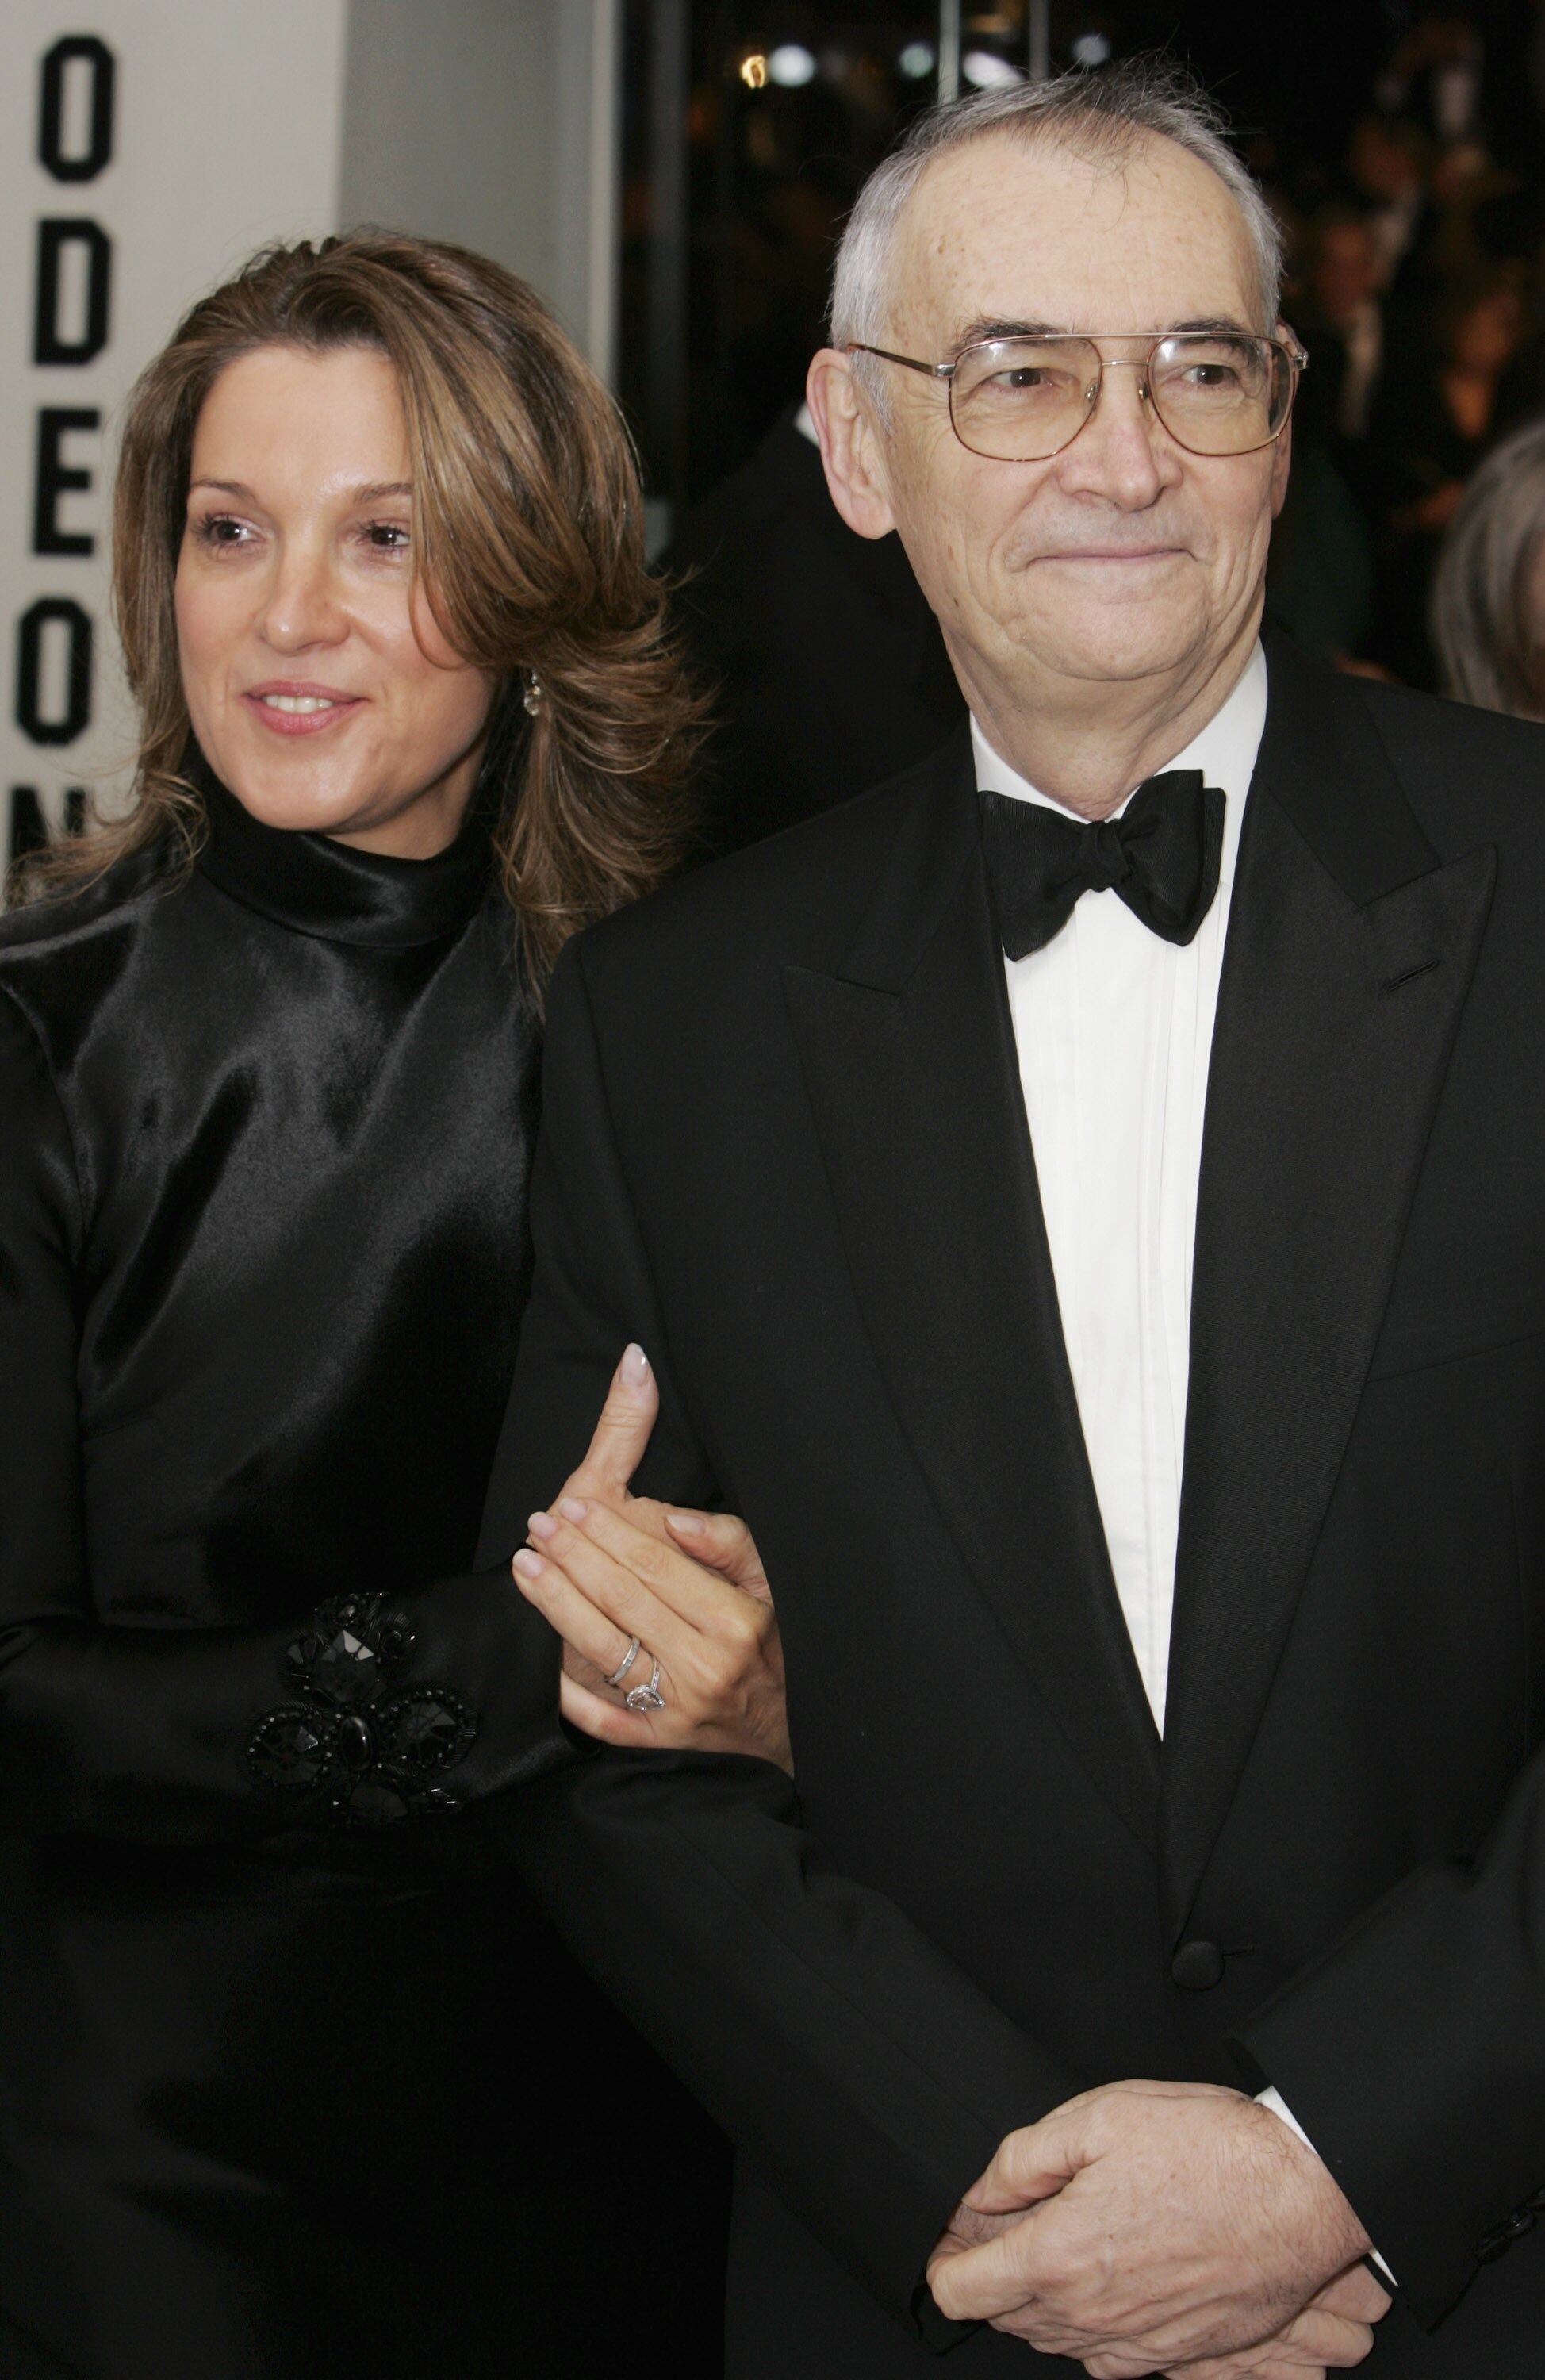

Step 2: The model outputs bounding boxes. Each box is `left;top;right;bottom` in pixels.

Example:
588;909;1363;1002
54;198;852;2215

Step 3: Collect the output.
339;0;619;374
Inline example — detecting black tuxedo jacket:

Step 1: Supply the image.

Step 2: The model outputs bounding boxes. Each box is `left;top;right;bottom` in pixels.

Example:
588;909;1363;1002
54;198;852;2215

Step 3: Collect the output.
480;634;1545;2374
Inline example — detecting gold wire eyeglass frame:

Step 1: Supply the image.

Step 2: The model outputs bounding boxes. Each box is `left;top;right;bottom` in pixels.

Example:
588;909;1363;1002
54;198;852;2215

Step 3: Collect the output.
844;331;1309;463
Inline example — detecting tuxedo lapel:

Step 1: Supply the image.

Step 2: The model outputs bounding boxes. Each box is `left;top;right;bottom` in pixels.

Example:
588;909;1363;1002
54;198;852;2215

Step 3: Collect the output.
1161;641;1496;1933
785;740;1160;1856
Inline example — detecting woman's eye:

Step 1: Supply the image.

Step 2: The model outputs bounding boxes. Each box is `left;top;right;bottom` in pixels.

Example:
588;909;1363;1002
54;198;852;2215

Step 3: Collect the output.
195;514;251;548
362;521;410;551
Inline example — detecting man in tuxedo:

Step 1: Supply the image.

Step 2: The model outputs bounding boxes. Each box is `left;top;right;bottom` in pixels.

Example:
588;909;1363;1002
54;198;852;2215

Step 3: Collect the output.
483;59;1545;2378
669;402;963;858
1294;204;1386;489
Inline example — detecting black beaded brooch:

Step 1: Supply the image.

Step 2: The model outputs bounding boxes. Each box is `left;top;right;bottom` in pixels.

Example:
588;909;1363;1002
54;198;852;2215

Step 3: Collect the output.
247;1593;477;1826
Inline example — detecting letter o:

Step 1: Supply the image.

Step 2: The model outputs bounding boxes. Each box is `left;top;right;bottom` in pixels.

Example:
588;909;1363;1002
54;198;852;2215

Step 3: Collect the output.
15;599;94;747
38;36;117;183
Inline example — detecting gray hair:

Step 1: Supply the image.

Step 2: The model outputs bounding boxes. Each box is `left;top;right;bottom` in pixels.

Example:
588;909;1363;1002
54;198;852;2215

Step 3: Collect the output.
830;56;1284;381
1431;416;1545;719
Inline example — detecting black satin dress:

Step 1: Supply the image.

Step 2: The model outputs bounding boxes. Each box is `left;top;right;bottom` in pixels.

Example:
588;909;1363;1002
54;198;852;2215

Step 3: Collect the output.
0;788;727;2378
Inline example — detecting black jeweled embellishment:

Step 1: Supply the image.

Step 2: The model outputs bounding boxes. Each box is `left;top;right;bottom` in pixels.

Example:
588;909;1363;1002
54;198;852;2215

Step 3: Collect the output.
246;1594;477;1825
336;1712;378;1772
376;1687;477;1777
283;1593;416;1707
248;1706;336;1792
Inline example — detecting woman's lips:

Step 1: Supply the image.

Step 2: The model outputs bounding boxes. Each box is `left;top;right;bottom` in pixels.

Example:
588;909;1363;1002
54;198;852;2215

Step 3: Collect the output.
240;687;365;739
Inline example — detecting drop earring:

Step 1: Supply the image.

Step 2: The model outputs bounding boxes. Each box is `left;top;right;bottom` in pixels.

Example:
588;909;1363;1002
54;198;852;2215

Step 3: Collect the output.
522;671;544;717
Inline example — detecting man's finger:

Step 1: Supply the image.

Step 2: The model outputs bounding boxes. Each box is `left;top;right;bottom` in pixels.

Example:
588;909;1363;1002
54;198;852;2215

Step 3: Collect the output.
927;2201;1062;2321
962;2109;1085;2214
568;1343;657;1499
1148;2299;1378;2378
1308;2267;1390;2324
1274;2303;1377;2367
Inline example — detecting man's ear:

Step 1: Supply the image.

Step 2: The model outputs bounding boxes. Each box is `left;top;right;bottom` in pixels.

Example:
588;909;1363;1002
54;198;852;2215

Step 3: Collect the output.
807;349;898;541
1270;324;1297;521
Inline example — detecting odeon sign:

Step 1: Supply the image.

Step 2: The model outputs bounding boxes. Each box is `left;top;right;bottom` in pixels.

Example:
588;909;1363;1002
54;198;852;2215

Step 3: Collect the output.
10;34;115;865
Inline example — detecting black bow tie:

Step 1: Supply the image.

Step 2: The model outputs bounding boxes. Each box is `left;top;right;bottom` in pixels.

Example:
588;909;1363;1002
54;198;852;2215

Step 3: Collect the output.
980;771;1226;961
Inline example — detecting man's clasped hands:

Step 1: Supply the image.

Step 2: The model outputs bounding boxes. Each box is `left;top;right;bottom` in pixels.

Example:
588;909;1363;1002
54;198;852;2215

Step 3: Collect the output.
519;1354;1391;2380
927;2079;1389;2376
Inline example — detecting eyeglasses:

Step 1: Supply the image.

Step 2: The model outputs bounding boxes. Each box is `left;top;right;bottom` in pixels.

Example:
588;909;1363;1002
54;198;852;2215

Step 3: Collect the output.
845;331;1308;463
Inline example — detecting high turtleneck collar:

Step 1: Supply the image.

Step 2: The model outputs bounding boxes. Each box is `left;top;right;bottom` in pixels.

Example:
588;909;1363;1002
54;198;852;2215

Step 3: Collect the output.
194;775;493;950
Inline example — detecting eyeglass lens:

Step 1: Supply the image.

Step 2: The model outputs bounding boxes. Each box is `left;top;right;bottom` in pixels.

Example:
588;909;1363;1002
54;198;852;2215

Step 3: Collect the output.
949;336;1294;461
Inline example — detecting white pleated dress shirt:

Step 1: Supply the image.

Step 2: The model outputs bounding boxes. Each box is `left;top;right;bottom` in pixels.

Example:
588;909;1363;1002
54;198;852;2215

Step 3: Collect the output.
973;642;1266;1733
972;643;1391;2269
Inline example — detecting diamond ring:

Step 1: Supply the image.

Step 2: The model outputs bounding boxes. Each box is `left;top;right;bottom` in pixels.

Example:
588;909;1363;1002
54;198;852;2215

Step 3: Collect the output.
606;1635;641;1690
624;1656;665;1713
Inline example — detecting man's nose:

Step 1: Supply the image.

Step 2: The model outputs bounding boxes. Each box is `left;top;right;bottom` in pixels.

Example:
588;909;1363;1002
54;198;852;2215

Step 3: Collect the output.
256;543;348;651
1054;361;1179;506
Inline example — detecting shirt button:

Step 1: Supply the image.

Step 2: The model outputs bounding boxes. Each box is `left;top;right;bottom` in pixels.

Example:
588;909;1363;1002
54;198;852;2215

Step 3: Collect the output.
1171;1940;1226;1990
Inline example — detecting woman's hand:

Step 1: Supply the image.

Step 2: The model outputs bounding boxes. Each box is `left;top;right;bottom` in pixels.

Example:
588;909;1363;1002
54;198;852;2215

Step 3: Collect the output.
512;1346;792;1773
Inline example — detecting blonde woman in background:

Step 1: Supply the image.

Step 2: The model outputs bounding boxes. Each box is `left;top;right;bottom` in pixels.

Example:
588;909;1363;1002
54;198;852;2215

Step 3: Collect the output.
1432;413;1545;716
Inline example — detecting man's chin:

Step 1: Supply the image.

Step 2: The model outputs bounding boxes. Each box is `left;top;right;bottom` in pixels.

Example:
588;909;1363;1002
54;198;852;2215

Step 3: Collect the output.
1021;624;1210;686
992;570;1213;680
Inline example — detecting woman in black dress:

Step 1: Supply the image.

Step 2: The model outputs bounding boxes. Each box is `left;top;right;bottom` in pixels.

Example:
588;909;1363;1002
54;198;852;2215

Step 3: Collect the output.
0;232;778;2380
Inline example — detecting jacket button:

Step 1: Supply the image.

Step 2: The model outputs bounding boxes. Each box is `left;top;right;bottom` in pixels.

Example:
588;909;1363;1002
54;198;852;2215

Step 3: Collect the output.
1171;1940;1226;1990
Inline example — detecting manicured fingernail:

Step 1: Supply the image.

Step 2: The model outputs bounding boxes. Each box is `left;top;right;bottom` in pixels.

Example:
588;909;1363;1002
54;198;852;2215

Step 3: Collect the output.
558;1497;588;1524
666;1510;703;1534
527;1511;558;1541
620;1342;650;1388
513;1549;544;1578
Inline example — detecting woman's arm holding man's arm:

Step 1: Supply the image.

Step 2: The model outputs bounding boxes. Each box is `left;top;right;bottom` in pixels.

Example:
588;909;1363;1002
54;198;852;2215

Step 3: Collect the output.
473;939;1079;2341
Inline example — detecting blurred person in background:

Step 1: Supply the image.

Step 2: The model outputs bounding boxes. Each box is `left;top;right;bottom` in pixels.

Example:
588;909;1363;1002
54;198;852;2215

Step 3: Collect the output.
665;97;964;860
1263;440;1375;668
669;397;963;858
0;230;784;2380
1295;203;1386;482
1482;195;1545;433
1347;111;1436;298
1367;262;1526;680
1262;204;1380;666
1377;9;1486;148
1431;413;1545;714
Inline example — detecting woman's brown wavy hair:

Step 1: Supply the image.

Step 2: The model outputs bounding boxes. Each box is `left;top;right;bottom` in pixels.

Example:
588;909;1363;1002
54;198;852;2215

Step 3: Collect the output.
22;228;700;990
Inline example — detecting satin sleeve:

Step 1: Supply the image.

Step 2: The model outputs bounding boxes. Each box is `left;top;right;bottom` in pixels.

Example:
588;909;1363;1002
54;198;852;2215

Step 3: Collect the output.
0;985;563;1844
